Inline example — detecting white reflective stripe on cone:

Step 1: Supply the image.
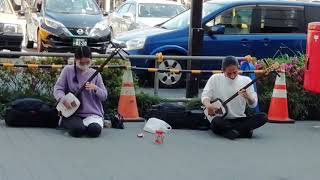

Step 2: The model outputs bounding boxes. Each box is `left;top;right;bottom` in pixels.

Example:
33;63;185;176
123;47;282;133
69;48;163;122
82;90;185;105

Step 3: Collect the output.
120;86;136;96
275;73;286;85
122;70;134;83
272;89;287;98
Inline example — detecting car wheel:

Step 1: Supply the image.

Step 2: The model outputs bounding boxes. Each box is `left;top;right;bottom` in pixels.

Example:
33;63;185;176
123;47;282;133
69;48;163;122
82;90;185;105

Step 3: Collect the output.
157;57;186;88
37;31;44;52
25;27;34;49
9;48;21;58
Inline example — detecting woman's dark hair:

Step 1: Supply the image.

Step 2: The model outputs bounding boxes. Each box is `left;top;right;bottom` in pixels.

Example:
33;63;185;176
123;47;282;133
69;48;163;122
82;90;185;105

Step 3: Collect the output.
74;46;92;60
73;46;92;83
222;56;239;70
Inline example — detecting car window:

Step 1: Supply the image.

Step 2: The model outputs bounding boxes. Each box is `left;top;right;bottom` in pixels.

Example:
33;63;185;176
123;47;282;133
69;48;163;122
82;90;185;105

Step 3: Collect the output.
305;6;320;24
138;3;185;18
117;3;130;15
161;2;223;30
258;6;305;33
0;0;14;14
45;0;100;15
128;3;136;16
206;6;254;35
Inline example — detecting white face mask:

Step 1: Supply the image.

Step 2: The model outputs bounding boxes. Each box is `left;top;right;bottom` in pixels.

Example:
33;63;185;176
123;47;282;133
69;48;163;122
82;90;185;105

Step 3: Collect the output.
76;63;91;71
224;74;237;83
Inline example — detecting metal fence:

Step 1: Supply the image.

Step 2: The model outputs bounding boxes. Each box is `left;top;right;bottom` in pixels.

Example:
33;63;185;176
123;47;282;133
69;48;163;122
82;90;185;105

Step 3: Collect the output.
0;51;255;99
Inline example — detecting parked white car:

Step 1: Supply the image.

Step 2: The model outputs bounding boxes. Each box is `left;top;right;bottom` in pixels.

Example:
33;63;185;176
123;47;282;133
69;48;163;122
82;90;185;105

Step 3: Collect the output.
0;0;23;53
107;0;186;36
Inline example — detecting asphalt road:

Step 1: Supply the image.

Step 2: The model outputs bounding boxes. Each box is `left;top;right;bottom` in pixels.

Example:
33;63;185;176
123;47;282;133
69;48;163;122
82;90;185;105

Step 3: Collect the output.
0;121;320;180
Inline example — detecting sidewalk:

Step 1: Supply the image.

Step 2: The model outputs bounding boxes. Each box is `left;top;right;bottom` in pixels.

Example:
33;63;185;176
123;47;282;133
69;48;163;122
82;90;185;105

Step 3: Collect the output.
0;121;320;180
137;88;204;99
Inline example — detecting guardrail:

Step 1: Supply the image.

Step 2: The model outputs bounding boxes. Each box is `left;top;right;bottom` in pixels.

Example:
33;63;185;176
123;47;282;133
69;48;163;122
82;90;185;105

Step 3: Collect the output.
0;51;245;61
0;63;263;74
0;51;254;98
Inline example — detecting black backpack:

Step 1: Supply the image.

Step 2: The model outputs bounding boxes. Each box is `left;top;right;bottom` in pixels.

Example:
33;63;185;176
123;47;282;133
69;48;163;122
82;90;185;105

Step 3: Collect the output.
146;103;210;130
5;98;59;128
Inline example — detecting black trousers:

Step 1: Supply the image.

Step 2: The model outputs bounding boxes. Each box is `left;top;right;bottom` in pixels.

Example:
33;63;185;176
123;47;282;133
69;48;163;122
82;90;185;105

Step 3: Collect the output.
62;116;102;138
210;113;267;138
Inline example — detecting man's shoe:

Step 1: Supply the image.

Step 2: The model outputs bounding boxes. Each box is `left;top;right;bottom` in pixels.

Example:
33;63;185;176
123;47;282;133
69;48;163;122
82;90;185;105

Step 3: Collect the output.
222;130;240;140
239;130;253;138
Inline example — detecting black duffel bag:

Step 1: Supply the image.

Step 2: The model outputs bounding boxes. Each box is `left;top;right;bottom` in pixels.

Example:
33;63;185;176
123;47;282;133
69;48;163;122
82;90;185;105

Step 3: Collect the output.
5;98;59;128
145;103;210;130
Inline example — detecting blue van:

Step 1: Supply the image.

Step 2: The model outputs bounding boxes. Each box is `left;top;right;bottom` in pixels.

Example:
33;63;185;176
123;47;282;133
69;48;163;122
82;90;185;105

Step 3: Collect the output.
113;0;320;87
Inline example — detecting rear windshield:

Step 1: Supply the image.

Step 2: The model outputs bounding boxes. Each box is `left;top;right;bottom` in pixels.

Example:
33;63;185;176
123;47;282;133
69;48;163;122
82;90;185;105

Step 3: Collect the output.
138;3;186;18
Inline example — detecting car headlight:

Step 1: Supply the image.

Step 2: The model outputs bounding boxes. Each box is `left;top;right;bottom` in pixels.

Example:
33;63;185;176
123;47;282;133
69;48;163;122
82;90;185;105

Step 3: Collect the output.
106;39;125;53
90;20;109;36
44;18;65;29
1;23;23;34
93;20;109;31
112;39;126;47
42;18;72;36
125;37;146;50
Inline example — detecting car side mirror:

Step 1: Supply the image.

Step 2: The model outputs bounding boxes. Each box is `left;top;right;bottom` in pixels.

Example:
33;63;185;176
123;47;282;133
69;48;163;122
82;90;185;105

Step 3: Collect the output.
122;12;134;21
208;24;225;36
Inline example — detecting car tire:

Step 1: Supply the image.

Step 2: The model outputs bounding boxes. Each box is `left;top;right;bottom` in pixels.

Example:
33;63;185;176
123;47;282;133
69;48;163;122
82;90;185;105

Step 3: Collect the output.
37;31;44;52
155;52;186;88
9;48;21;58
25;28;34;49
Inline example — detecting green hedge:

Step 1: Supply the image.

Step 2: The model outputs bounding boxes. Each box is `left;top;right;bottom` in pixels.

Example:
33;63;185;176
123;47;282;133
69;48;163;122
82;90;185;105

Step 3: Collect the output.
186;55;320;120
0;57;160;119
0;57;65;117
1;55;319;120
256;55;320;120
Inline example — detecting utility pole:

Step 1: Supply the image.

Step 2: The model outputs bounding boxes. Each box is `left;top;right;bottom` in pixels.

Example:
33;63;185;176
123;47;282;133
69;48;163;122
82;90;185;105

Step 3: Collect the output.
186;0;204;98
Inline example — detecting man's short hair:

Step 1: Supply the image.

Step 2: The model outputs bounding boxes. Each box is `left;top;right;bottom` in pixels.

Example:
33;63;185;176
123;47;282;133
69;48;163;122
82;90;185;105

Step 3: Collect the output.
222;56;239;70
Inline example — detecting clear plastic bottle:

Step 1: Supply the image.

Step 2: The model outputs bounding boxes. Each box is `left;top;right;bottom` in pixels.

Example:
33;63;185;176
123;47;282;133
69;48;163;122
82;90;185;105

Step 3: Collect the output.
154;130;165;144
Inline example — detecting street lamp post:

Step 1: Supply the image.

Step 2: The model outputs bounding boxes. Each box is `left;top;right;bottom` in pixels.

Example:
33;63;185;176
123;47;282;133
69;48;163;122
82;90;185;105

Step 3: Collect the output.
186;0;204;98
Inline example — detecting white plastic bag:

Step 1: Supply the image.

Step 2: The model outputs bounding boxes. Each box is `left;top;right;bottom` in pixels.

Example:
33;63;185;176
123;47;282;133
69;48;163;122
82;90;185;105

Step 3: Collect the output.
143;118;172;134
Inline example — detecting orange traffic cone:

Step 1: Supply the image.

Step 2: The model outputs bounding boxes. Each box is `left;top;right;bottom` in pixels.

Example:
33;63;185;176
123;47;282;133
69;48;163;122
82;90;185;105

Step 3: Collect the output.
268;72;294;123
117;62;144;122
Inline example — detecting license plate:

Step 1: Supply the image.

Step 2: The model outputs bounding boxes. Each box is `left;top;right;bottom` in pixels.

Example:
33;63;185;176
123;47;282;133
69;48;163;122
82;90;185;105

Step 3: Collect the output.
73;38;87;46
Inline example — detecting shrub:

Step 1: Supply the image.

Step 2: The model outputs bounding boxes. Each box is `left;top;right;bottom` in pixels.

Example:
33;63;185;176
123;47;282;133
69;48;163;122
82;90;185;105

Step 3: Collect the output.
256;55;320;120
0;58;147;118
184;55;320;120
